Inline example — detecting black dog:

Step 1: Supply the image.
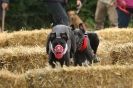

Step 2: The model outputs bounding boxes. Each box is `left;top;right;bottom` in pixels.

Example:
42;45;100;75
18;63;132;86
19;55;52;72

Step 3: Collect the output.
71;23;100;66
46;25;76;68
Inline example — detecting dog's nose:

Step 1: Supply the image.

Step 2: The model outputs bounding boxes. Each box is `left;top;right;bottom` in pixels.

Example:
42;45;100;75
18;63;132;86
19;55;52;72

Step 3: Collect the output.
54;45;64;52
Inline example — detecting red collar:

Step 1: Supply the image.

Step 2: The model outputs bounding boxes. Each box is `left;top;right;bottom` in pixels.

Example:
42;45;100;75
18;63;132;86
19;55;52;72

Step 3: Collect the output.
79;35;88;52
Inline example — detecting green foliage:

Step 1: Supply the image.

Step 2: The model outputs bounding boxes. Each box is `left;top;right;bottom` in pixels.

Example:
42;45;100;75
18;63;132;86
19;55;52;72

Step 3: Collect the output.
6;0;50;31
79;0;97;28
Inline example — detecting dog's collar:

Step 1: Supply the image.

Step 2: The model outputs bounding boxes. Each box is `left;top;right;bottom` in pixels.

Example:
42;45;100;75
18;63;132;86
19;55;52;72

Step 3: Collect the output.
78;35;88;52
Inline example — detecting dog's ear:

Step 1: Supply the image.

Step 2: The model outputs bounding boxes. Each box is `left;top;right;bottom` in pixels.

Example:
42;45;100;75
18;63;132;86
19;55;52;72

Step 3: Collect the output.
79;23;86;33
60;32;68;41
70;24;75;31
50;33;56;41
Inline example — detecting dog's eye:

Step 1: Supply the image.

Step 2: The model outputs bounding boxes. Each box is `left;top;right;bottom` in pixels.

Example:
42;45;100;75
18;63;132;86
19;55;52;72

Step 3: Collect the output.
50;33;56;41
78;33;82;36
74;32;77;35
60;33;68;41
60;40;65;45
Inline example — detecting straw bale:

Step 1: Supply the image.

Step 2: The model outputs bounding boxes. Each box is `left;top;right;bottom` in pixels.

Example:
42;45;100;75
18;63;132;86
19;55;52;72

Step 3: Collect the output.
110;43;133;65
96;40;113;65
0;70;27;88
96;28;133;65
1;65;133;88
0;46;48;73
0;32;8;47
7;29;51;47
0;28;133;69
0;29;51;48
0;28;132;48
96;28;133;44
24;65;133;88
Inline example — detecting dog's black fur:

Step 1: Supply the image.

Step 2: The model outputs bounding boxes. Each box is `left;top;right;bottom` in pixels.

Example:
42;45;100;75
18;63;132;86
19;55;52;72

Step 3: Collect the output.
71;23;100;66
46;25;76;68
87;32;99;54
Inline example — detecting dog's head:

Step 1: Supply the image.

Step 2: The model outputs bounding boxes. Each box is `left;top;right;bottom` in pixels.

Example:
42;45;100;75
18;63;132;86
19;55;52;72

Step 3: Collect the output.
67;10;76;19
72;23;88;52
67;10;83;28
49;32;68;59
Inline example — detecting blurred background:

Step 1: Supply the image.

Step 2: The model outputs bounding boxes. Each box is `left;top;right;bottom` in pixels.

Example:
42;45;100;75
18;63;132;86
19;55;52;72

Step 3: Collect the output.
5;0;133;31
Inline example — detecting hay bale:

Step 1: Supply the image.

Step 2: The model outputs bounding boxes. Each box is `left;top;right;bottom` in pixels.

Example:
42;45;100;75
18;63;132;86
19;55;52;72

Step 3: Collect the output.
0;46;47;73
97;41;113;65
0;28;132;48
96;28;133;65
0;70;27;88
25;65;133;88
0;29;51;48
1;65;133;88
7;29;51;47
0;28;133;66
110;43;133;65
96;28;133;44
0;32;8;47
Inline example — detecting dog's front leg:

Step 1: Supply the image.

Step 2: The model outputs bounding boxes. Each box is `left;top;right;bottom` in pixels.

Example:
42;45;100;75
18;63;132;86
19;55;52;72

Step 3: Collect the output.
48;52;56;68
64;52;70;67
60;60;64;67
49;60;56;68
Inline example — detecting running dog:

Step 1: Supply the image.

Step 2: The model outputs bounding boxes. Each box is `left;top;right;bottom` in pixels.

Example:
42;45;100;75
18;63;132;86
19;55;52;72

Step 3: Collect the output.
46;25;76;68
71;23;100;66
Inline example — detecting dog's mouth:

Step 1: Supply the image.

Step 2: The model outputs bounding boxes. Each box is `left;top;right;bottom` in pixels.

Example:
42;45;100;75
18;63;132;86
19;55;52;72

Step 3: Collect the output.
54;45;64;59
50;42;68;60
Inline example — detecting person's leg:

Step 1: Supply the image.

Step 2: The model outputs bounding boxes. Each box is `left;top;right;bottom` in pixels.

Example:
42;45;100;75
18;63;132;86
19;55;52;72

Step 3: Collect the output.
0;9;2;32
47;2;69;26
116;8;130;28
95;1;106;30
107;5;118;27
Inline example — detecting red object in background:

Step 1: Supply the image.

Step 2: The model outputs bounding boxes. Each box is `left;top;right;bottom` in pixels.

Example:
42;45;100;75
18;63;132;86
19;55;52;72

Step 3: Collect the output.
116;0;129;14
118;6;129;14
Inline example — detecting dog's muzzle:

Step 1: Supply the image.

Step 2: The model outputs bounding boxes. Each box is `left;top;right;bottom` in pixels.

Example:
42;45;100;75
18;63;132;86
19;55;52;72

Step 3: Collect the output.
50;42;68;60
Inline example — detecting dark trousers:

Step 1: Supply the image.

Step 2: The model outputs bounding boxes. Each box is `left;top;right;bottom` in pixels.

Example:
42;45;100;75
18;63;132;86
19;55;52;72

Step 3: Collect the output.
0;8;3;29
47;2;69;26
117;8;133;28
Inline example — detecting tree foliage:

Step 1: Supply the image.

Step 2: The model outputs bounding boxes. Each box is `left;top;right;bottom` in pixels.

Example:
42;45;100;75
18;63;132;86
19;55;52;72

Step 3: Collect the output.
6;0;104;31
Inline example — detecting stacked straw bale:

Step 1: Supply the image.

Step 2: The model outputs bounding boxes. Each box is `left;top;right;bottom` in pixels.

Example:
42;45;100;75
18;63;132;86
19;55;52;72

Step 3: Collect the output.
96;28;133;44
96;28;133;65
0;29;51;47
0;28;133;87
0;28;132;47
0;46;47;73
110;43;133;65
1;65;133;88
0;33;8;47
0;28;132;48
0;70;27;88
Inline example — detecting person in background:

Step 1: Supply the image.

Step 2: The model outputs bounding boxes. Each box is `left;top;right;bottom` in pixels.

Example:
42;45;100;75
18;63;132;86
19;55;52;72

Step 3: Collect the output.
116;0;133;28
0;0;9;32
44;0;69;26
95;0;118;30
45;0;85;27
